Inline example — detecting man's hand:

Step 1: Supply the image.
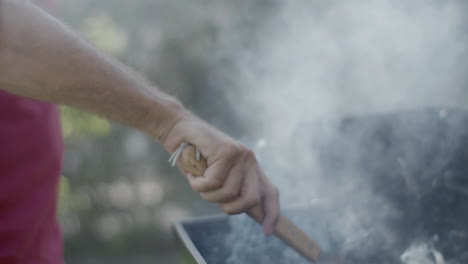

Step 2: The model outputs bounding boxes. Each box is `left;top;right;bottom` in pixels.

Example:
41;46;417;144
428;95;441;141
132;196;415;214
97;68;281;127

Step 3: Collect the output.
162;113;280;235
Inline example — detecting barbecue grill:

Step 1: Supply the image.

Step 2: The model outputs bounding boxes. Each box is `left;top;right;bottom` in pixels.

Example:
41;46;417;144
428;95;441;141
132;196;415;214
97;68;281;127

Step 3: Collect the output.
173;107;468;264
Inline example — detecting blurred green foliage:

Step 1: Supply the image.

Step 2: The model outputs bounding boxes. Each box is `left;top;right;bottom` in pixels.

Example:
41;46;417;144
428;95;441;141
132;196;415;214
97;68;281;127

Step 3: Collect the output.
80;13;127;55
60;107;112;142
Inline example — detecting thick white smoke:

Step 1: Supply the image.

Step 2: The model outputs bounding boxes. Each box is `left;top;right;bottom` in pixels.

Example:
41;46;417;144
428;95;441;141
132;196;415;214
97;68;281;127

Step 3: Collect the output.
208;0;468;263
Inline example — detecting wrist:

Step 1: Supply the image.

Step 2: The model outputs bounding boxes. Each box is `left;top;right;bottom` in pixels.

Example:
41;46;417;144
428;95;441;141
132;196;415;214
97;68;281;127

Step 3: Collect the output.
143;95;185;144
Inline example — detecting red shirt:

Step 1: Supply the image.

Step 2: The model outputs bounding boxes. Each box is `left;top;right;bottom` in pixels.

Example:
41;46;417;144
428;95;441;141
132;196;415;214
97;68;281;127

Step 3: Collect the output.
0;1;64;263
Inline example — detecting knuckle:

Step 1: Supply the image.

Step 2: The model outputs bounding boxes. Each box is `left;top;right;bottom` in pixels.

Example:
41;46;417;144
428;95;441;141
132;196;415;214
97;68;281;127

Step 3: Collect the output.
244;149;255;159
269;187;280;198
225;144;240;157
199;192;209;200
274;187;280;198
222;206;238;215
243;149;258;164
190;182;201;192
207;177;224;189
226;144;242;162
225;143;247;161
245;195;261;208
221;189;237;200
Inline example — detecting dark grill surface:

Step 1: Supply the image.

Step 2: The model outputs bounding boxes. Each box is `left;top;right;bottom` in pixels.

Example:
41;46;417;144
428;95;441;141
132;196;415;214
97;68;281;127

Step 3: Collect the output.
181;208;341;264
312;107;468;263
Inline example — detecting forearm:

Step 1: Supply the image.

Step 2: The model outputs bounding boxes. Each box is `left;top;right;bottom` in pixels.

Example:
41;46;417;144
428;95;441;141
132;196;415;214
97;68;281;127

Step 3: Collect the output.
0;0;183;142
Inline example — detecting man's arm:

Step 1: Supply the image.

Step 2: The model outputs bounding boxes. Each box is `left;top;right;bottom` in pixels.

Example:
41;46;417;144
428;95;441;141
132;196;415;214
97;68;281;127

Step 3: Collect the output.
0;0;181;142
0;0;279;234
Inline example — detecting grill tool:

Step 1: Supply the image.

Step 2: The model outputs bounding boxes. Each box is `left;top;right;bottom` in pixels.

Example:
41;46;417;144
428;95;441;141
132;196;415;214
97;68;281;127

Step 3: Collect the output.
169;142;341;263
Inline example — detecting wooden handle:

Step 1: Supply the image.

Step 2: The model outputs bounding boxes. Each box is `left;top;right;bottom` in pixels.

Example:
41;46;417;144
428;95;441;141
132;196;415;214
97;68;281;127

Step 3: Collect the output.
180;145;321;262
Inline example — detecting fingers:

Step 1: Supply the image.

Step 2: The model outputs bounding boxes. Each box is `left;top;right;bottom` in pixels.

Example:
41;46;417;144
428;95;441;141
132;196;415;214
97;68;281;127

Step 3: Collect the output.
186;154;236;192
260;178;280;236
200;160;245;203
176;139;280;237
184;144;244;193
218;168;261;215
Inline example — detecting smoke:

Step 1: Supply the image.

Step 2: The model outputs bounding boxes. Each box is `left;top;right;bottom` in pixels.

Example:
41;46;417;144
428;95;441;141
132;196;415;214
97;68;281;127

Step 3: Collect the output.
229;0;468;118
401;241;446;264
203;0;468;263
